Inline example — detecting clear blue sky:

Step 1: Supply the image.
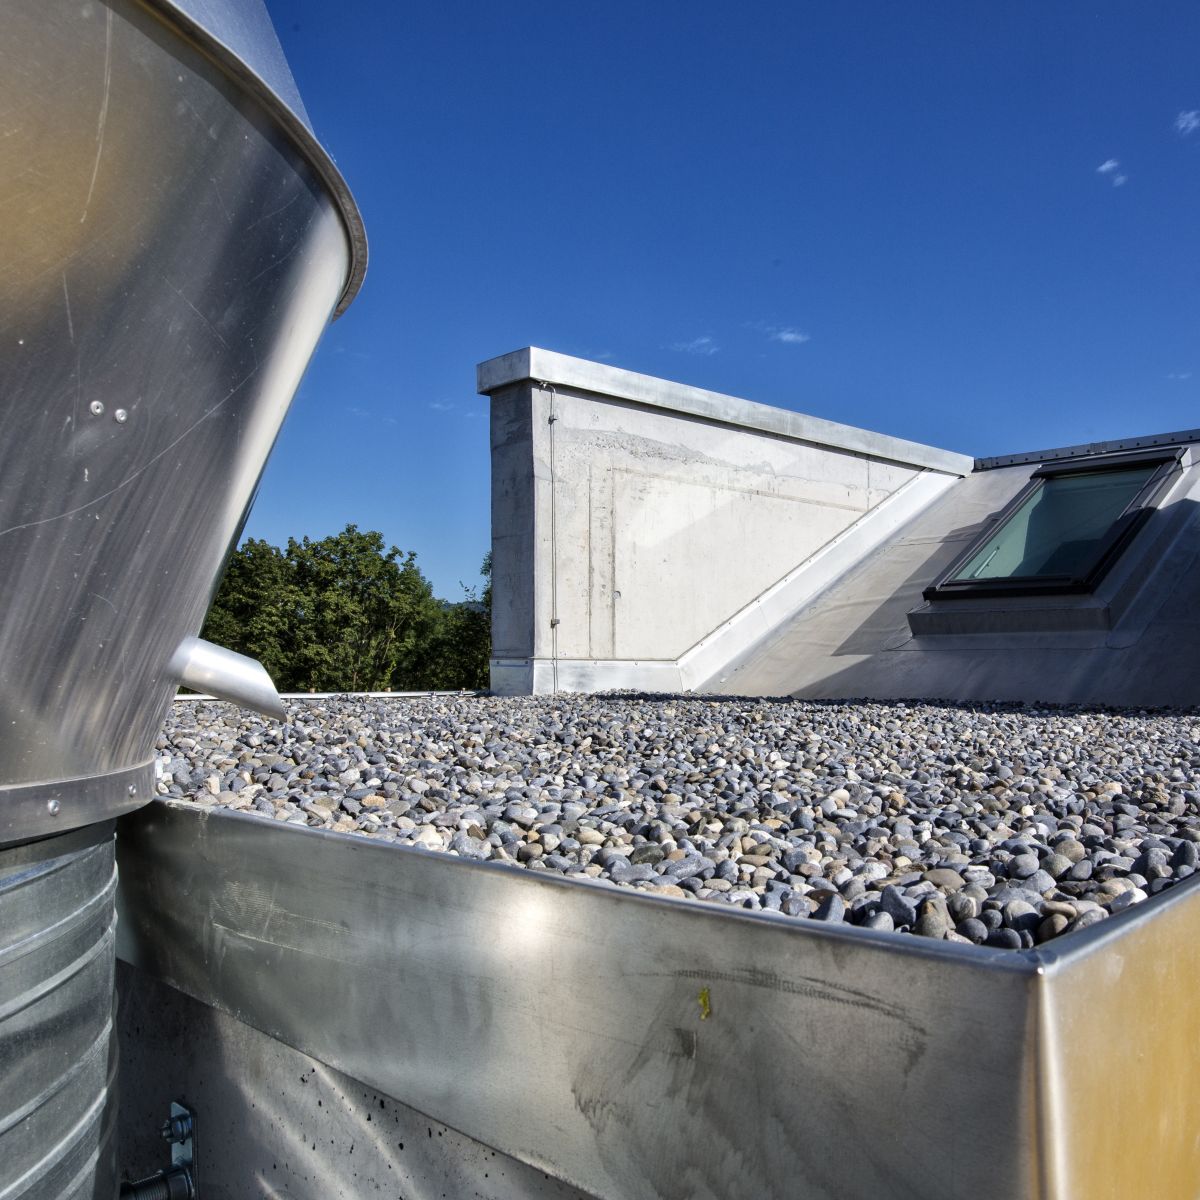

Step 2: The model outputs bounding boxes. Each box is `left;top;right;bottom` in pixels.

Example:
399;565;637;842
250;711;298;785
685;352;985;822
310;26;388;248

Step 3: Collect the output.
247;0;1200;599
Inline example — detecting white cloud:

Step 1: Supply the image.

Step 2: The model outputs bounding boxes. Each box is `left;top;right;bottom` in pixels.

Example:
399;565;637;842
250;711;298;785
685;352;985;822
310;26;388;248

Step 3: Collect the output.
1168;371;1193;381
1112;174;1128;187
1097;159;1119;174
770;328;811;345
668;336;719;355
1176;110;1200;136
427;400;455;411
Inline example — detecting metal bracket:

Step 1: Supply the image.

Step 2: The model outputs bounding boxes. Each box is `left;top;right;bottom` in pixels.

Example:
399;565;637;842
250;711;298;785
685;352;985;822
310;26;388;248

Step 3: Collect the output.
164;1100;196;1183
120;1100;197;1199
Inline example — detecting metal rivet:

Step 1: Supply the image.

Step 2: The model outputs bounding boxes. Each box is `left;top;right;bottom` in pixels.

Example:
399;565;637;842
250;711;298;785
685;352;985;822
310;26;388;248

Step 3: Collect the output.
128;784;138;797
114;409;128;423
89;400;104;416
47;798;60;816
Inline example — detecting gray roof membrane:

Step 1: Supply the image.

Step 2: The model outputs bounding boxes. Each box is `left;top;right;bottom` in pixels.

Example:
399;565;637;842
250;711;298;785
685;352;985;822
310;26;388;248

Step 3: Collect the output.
711;453;1200;708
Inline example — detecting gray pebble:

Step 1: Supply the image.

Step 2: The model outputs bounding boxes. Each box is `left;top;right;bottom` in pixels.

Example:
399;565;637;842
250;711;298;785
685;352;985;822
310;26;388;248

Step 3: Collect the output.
1041;853;1073;880
986;927;1022;950
813;893;846;923
913;898;951;940
879;884;918;929
1067;908;1109;933
1007;853;1040;880
957;917;988;944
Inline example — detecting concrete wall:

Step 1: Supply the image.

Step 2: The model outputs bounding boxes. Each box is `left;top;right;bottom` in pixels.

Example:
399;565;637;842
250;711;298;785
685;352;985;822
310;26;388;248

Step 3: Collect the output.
481;348;972;695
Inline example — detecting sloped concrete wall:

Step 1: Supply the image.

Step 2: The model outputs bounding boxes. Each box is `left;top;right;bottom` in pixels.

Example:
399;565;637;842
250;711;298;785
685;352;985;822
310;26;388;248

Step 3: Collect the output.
714;446;1200;707
481;349;971;695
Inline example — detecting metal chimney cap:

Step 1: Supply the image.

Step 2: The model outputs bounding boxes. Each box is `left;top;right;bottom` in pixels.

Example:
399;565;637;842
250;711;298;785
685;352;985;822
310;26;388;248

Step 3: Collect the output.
145;0;367;317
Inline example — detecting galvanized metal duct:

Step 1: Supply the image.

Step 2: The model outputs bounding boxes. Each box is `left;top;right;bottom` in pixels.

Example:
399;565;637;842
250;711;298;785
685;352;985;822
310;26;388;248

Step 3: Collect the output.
0;823;118;1200
0;0;364;846
0;1;366;1197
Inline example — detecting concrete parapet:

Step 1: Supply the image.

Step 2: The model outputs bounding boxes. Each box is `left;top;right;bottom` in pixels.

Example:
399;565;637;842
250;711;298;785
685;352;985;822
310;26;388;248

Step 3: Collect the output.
480;348;971;695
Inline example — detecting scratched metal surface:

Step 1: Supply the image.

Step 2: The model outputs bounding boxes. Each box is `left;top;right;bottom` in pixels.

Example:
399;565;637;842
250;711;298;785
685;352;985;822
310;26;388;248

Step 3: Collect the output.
118;961;598;1200
118;801;1045;1200
148;0;313;133
0;0;350;844
140;0;367;313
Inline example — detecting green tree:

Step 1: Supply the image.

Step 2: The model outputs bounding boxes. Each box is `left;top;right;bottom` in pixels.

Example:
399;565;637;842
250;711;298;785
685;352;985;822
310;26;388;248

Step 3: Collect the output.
200;538;296;685
201;527;491;693
286;525;441;692
405;553;492;690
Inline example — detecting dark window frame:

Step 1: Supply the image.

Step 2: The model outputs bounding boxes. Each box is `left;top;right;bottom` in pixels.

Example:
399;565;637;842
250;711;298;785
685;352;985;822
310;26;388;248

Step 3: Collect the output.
922;447;1184;601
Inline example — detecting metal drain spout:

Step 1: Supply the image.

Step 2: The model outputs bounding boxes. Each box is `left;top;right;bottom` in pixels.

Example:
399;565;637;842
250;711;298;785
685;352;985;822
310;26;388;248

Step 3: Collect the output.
169;638;284;720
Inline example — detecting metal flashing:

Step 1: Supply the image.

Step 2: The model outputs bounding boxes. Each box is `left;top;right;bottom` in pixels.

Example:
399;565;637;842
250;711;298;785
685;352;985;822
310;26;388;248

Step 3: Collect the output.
117;799;1200;1200
478;348;975;475
0;762;154;848
922;447;1184;603
975;427;1200;471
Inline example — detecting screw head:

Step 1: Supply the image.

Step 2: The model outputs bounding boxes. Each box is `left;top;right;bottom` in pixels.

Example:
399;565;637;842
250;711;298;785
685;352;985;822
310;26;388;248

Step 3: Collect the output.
114;408;127;423
127;784;138;797
89;400;104;416
47;798;60;816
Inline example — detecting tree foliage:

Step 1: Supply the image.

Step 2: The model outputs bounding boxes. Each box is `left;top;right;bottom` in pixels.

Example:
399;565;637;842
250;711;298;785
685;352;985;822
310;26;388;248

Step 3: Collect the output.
201;526;491;693
411;552;491;690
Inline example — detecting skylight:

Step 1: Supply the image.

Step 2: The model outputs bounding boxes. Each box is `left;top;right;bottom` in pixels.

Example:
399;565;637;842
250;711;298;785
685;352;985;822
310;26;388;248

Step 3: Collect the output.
924;449;1182;600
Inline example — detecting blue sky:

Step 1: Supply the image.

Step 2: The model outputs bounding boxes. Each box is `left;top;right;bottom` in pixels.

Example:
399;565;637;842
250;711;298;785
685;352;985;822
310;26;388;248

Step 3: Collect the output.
248;1;1200;599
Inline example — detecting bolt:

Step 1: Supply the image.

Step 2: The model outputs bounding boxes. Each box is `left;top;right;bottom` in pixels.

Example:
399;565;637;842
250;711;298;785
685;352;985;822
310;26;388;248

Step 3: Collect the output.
128;784;138;797
160;1113;192;1144
89;400;104;416
47;798;60;816
114;408;128;423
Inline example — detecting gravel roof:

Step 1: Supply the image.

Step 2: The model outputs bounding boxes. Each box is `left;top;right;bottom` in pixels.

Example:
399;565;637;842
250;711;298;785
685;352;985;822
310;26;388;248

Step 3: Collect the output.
157;694;1200;949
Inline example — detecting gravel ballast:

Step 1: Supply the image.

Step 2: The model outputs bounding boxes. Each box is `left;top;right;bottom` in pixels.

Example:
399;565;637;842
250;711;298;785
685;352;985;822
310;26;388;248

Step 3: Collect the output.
156;694;1200;949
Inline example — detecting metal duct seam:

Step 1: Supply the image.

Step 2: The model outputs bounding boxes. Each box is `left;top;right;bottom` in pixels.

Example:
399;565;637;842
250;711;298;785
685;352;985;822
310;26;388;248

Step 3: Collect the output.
0;765;154;851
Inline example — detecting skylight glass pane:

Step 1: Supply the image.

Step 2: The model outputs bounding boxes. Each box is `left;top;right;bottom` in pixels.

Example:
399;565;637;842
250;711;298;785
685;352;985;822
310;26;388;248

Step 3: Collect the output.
952;465;1157;583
